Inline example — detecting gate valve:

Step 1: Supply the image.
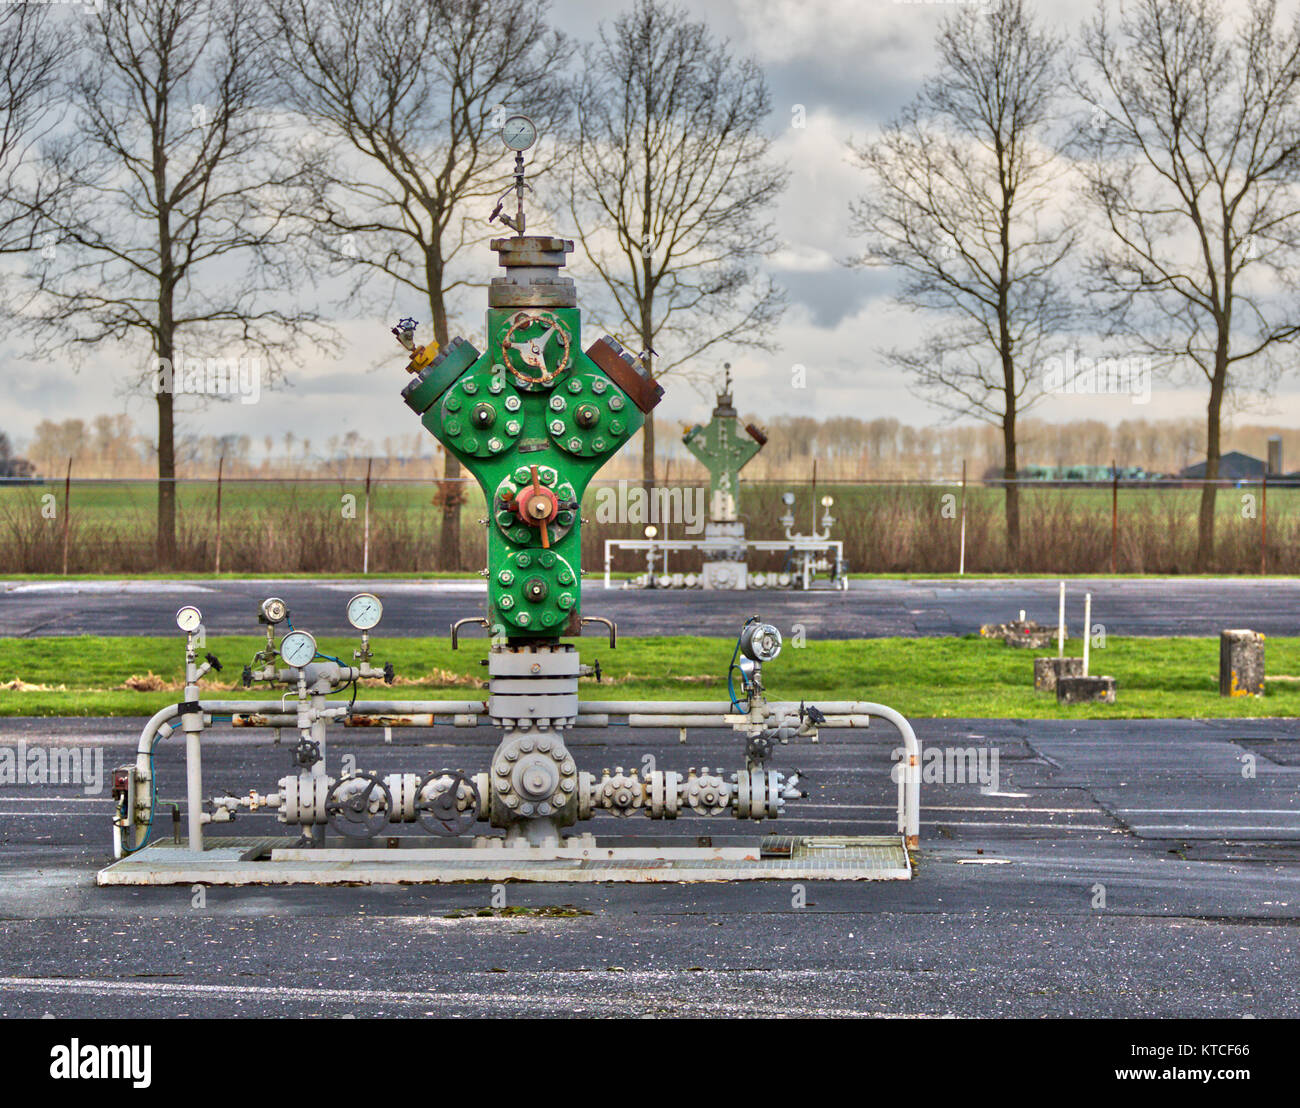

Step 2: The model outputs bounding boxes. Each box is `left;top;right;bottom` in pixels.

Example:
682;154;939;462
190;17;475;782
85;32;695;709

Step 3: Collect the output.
500;464;575;549
293;738;322;768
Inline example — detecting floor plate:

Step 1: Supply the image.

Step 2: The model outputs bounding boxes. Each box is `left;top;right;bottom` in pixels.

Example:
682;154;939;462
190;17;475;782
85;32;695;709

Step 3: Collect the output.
96;834;912;885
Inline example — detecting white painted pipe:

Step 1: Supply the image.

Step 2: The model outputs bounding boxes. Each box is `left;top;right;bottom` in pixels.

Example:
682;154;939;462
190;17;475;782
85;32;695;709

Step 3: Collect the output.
186;728;204;850
134;696;923;851
1058;580;1066;659
1083;592;1092;676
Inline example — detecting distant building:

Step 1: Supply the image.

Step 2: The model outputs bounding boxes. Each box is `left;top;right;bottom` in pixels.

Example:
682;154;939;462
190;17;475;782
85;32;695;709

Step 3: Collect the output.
1178;450;1300;485
0;454;36;482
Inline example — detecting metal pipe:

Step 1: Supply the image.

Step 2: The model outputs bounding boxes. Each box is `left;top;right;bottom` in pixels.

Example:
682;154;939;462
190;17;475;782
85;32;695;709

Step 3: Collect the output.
625;713;873;728
135;704;181;771
1083;592;1092;677
1058;580;1066;659
135;697;921;850
577;700;882;716
186;729;203;851
213;699;487;715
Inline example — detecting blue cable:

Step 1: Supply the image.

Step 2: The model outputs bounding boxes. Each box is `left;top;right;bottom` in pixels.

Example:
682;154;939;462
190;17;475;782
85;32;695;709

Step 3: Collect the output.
121;720;169;855
727;617;758;712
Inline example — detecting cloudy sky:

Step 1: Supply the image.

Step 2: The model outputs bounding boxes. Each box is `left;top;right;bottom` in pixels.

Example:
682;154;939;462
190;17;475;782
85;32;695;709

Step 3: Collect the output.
3;0;1296;459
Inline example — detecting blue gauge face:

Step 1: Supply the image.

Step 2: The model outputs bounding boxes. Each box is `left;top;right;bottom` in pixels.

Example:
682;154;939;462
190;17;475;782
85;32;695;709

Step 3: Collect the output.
346;593;383;630
279;630;317;668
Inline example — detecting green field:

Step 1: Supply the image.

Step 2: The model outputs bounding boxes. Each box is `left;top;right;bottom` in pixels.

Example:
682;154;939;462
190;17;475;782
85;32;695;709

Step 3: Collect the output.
2;633;1297;718
2;478;1298;577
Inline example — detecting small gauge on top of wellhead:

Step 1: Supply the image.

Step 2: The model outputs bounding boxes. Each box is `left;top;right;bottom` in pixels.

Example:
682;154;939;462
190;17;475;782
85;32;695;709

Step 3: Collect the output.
260;597;288;625
175;605;202;633
501;113;537;151
346;593;383;630
279;630;317;669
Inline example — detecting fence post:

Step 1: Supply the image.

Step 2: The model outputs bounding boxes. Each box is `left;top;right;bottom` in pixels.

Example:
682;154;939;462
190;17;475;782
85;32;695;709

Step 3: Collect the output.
214;454;224;575
1111;459;1118;574
61;458;71;576
958;459;967;576
363;457;373;575
1261;469;1268;576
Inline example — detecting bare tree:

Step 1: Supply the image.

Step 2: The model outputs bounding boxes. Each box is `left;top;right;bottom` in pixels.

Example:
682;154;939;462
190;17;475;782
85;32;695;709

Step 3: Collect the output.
269;0;571;570
0;5;73;291
1074;0;1300;569
848;0;1074;566
29;0;323;565
566;0;786;489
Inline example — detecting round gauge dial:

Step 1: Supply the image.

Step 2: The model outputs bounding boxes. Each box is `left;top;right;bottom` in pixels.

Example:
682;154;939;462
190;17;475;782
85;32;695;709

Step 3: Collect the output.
261;596;288;624
346;592;383;630
740;622;783;663
279;630;317;668
502;114;537;151
175;606;202;633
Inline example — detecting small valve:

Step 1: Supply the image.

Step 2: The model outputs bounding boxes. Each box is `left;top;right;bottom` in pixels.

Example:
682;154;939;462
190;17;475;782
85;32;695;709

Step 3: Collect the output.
205;652;222;672
293;738;322;769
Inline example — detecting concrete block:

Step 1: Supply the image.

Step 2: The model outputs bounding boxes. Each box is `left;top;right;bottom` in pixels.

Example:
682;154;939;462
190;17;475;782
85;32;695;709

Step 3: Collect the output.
981;620;1058;649
1035;656;1084;692
1057;675;1116;704
1219;629;1265;697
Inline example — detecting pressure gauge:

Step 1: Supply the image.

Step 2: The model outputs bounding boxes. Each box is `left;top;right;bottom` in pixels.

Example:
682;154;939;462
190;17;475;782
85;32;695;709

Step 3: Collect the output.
175;606;202;633
782;492;796;507
644;525;658;539
739;622;783;663
279;630;317;669
346;592;383;631
501;113;536;151
260;596;288;625
821;495;834;508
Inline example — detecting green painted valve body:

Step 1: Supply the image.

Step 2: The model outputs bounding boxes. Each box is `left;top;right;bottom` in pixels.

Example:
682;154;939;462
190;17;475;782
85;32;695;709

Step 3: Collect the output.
682;383;767;523
402;236;662;641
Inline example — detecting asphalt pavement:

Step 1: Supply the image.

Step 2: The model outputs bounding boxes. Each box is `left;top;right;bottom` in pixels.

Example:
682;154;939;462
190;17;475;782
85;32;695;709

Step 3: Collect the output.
2;715;1298;1017
2;575;1298;639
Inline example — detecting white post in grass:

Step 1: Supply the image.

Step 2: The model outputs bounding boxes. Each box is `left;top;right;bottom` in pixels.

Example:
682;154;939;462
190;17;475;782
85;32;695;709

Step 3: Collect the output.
1083;592;1092;676
1057;580;1066;660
